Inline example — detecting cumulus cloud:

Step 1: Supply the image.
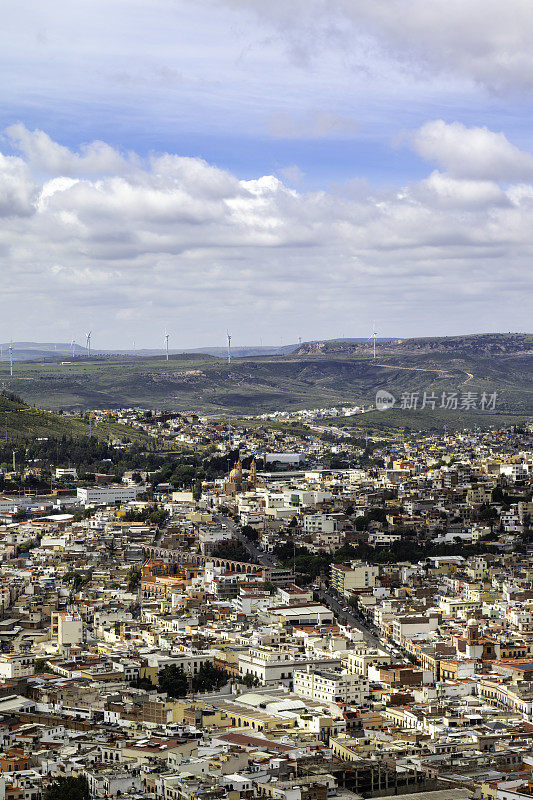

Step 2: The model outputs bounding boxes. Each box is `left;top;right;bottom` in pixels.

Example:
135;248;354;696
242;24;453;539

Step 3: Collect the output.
5;124;134;175
409;120;533;181
0;124;532;342
0;154;37;217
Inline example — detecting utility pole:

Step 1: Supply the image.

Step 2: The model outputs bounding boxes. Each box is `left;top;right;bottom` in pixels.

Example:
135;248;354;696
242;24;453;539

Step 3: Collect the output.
12;450;16;472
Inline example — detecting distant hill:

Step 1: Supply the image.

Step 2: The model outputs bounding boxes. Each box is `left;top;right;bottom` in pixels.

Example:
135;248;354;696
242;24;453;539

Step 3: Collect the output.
296;333;533;356
0;333;530;426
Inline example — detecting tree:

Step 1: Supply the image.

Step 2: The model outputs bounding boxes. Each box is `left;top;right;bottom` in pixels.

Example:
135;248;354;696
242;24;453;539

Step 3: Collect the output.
43;776;89;800
212;541;253;562
241;525;258;542
16;539;35;555
193;478;202;502
127;567;141;592
241;673;260;688
130;675;155;690
63;571;88;592
192;662;229;693
158;664;188;697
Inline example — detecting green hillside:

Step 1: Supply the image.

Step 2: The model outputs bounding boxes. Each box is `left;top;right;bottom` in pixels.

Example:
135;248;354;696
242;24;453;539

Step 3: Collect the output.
0;392;149;445
0;334;531;425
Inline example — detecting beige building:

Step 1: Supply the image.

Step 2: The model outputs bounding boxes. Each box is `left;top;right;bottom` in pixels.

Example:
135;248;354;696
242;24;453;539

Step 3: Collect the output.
51;611;83;647
330;563;379;596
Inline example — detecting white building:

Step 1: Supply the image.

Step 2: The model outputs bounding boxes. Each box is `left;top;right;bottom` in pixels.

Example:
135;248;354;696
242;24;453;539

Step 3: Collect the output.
238;647;341;686
303;513;342;534
76;486;145;504
268;603;334;626
0;653;35;679
55;468;78;479
500;463;530;481
293;666;370;705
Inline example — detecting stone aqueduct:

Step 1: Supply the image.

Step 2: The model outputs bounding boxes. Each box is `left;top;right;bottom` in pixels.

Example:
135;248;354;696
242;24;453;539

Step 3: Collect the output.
142;546;263;575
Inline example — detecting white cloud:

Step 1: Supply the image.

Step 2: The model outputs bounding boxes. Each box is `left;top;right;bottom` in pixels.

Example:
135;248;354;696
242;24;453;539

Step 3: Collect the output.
0;125;532;343
412;171;506;208
0;154;37;217
409;120;533;181
221;0;533;93
5;123;133;175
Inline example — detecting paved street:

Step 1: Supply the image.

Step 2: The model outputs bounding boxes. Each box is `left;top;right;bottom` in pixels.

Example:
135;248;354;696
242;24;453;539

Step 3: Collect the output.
216;514;278;567
317;587;396;657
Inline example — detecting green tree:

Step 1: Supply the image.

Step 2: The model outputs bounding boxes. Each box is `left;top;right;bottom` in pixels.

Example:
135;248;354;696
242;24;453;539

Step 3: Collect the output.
212;541;253;562
241;673;260;688
127;567;141;592
43;776;89;800
241;525;258;542
192;662;229;693
63;571;88;592
193;478;202;502
158;664;188;697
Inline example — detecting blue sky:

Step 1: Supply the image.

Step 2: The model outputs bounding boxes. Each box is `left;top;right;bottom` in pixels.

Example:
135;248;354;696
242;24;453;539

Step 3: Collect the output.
0;0;532;347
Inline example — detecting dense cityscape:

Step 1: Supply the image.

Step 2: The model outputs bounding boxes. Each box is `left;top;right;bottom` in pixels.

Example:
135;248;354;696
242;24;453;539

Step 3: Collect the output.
0;407;530;800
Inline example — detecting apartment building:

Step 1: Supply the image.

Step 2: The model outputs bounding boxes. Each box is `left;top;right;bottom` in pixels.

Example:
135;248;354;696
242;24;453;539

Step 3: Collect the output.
293;666;370;705
330;563;379;596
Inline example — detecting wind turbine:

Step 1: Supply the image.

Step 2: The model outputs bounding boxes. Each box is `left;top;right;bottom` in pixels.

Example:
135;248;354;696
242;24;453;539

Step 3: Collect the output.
164;332;169;361
71;339;75;359
9;341;13;377
369;321;378;360
227;331;231;365
86;331;91;358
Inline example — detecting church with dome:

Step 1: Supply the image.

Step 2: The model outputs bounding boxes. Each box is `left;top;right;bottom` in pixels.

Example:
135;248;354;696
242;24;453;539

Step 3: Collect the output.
223;458;257;496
